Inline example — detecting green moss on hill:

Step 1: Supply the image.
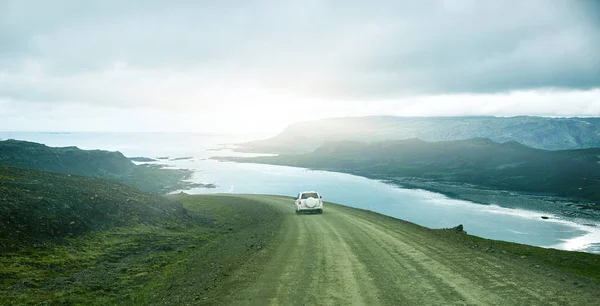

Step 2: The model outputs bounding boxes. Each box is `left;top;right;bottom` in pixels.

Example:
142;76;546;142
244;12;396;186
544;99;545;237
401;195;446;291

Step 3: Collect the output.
0;194;282;305
0;166;200;251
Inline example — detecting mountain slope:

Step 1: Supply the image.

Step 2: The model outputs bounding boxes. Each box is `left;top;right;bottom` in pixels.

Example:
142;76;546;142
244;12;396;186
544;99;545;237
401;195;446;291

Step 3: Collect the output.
0;139;205;193
239;116;600;153
0;165;196;251
220;138;600;207
0;139;134;176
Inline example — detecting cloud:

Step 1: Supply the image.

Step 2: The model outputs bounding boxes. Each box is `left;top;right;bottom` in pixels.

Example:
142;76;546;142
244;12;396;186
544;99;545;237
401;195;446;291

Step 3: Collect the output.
0;0;599;132
387;89;600;117
2;88;599;135
309;1;600;97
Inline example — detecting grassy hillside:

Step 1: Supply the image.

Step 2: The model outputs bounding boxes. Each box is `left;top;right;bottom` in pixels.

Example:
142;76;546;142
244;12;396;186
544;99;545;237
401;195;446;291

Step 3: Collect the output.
0;163;280;304
0;139;209;194
0;165;277;304
220;138;600;208
0;166;198;251
0;139;135;176
239;116;600;153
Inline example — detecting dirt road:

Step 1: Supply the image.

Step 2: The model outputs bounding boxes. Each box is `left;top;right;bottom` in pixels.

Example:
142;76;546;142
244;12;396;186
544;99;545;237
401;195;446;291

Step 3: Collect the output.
173;195;600;305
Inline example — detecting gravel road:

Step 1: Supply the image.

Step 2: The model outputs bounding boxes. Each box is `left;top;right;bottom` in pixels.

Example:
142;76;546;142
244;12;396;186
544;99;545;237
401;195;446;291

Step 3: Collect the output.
169;195;600;305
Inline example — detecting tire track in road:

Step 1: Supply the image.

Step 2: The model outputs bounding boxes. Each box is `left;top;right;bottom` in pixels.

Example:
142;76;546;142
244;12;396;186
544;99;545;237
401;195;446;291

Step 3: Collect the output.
335;209;504;305
222;196;379;305
334;206;587;305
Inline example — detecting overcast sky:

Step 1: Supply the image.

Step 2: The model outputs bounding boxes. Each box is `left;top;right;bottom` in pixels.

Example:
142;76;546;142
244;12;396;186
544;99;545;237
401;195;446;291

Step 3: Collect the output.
1;0;599;135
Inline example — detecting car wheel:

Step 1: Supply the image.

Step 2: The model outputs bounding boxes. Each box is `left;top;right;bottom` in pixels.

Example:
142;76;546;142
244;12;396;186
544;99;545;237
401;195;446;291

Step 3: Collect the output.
295;210;300;214
318;209;323;214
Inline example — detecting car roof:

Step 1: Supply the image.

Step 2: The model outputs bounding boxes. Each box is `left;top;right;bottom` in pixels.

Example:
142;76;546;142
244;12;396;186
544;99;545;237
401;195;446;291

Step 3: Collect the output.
300;191;319;194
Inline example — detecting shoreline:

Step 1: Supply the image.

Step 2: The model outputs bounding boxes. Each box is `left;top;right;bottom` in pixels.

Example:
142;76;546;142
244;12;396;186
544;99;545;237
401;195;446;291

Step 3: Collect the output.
211;155;600;222
300;165;600;223
383;177;600;222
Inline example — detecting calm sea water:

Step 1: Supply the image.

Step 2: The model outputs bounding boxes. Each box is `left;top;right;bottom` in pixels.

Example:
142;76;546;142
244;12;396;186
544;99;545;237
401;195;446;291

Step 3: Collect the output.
2;132;600;254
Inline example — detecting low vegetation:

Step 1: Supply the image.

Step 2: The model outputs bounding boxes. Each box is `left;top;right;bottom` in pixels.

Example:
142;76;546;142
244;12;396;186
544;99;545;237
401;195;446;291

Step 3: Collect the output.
0;166;282;304
0;166;197;251
431;226;600;282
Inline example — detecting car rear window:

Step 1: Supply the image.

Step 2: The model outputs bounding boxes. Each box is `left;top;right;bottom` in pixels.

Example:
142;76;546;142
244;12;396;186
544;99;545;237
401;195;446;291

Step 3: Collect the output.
301;193;319;199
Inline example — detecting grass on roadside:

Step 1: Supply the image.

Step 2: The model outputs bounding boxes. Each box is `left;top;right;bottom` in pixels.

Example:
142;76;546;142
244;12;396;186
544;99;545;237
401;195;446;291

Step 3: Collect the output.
433;228;600;283
0;194;282;305
0;194;258;305
0;223;220;305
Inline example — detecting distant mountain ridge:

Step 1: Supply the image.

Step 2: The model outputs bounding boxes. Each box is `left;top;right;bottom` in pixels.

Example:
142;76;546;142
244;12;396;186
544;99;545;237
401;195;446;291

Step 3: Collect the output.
239;116;600;153
0;139;206;194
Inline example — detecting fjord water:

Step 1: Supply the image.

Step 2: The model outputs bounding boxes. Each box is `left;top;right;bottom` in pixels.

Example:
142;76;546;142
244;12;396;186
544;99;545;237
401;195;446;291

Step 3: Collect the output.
2;132;599;254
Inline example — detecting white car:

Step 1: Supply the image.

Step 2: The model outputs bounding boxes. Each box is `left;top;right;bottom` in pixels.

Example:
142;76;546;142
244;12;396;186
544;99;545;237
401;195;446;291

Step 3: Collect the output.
294;191;323;214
